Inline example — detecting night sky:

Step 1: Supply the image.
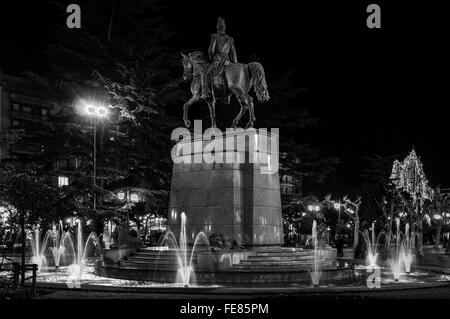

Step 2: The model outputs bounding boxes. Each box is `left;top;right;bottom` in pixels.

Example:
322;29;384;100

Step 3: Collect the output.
1;1;450;188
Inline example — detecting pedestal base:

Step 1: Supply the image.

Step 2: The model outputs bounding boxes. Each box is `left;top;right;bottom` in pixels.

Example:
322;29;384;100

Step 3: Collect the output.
168;129;283;247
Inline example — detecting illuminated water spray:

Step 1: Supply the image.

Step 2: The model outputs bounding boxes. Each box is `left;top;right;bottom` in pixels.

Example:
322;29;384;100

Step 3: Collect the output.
310;220;321;287
160;212;210;287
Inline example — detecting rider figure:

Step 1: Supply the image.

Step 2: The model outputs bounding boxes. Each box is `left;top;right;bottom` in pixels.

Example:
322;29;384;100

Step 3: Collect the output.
201;17;237;100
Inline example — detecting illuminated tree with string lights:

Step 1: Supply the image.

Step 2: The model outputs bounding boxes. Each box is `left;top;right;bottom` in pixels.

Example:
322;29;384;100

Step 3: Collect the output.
390;149;434;255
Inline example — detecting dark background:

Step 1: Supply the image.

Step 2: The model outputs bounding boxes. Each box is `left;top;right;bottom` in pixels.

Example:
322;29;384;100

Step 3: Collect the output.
1;0;449;188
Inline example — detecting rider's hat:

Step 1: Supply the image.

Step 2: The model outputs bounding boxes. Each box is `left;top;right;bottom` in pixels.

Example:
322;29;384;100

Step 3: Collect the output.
217;17;226;32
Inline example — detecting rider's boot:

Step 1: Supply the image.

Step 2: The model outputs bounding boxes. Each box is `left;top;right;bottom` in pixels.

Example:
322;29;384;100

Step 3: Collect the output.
200;73;212;100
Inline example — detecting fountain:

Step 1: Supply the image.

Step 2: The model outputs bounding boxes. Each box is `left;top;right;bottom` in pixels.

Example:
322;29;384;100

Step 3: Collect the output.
310;220;321;287
401;223;415;274
29;228;48;271
388;218;402;282
361;222;387;268
67;219;102;284
45;221;76;268
159;212;210;287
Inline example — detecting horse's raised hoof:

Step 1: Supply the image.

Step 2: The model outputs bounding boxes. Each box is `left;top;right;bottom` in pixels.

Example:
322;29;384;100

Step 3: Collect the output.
184;120;191;128
245;122;254;129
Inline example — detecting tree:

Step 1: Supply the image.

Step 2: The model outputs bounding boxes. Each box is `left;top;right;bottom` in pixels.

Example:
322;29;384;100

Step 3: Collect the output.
0;163;75;283
360;154;400;234
390;149;434;256
258;72;339;193
428;186;450;249
17;1;186;226
324;194;361;250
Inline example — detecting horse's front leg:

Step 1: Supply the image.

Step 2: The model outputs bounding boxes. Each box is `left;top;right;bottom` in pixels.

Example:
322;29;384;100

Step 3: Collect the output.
207;99;217;128
183;95;200;128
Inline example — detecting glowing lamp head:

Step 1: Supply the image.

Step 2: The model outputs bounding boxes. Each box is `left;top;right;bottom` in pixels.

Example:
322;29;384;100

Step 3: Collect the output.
83;102;108;118
314;205;320;212
333;203;340;210
96;106;108;117
307;205;314;212
86;105;97;115
117;192;125;200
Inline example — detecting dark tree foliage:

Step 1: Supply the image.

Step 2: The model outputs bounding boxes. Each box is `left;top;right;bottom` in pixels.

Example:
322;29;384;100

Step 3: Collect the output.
259;71;338;192
17;0;186;220
0;163;76;280
358;154;399;224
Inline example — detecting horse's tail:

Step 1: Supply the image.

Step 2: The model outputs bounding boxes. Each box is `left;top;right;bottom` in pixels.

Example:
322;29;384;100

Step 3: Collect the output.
248;62;270;102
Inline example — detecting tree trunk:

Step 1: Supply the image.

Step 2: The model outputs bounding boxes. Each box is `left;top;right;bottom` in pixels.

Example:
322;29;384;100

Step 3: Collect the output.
434;224;442;249
387;202;394;236
143;216;149;246
20;212;26;286
417;217;424;256
353;217;359;251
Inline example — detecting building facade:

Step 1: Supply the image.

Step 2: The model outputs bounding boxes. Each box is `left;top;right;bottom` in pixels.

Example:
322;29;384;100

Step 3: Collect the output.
0;72;54;161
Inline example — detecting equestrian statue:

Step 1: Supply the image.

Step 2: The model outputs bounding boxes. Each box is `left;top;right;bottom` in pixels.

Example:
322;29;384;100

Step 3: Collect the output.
181;17;269;129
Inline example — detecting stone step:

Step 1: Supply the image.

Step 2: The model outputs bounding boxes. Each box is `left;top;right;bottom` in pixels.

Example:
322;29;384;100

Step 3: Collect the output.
124;258;180;265
118;261;194;271
232;261;333;271
247;255;317;261
253;251;322;257
131;251;207;258
120;258;197;266
127;254;198;261
117;264;181;272
237;260;327;266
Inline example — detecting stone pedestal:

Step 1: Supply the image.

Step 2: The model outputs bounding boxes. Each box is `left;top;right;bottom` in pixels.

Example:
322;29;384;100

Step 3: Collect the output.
168;129;283;248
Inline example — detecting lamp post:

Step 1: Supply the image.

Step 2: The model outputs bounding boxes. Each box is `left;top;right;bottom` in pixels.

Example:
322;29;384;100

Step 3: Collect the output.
83;103;108;213
127;188;130;231
334;202;341;222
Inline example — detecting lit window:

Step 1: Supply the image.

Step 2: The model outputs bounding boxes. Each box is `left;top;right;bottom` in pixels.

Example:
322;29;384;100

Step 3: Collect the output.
22;106;32;113
42;108;48;116
58;176;69;187
13;103;20;111
130;194;139;202
12;120;19;127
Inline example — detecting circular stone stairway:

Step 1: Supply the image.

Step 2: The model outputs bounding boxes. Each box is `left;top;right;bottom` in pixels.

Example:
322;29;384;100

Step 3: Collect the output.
95;247;354;285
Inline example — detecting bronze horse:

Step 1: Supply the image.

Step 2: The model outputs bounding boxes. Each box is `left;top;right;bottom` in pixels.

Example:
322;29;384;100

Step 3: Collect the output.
181;51;269;128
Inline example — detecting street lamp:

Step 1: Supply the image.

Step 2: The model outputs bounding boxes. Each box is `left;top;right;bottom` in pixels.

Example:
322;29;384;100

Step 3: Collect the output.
82;101;109;213
117;191;125;201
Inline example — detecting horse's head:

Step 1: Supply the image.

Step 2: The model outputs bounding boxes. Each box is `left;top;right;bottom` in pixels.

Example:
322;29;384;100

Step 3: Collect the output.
181;53;192;81
181;51;207;80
